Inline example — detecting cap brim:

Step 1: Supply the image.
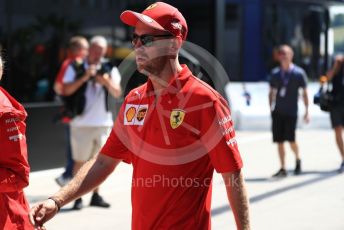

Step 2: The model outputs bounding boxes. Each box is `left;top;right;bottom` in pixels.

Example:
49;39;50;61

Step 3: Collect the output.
120;10;167;32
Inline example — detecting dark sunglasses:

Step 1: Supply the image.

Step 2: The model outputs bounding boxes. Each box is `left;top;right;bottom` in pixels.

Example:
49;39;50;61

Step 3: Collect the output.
132;33;173;47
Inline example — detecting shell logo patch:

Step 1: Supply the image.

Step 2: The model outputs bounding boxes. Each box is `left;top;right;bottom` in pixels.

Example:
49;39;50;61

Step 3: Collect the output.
145;3;158;10
126;107;136;122
170;109;185;129
124;104;149;126
136;108;147;122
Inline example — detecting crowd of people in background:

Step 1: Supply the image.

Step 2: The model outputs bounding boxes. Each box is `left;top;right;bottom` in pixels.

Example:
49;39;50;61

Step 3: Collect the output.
54;35;122;210
268;44;344;176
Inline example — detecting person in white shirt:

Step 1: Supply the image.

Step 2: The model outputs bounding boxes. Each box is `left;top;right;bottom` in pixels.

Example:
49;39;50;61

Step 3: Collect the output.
62;35;121;210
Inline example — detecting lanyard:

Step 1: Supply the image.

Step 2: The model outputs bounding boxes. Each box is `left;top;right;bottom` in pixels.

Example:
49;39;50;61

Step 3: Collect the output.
280;67;294;87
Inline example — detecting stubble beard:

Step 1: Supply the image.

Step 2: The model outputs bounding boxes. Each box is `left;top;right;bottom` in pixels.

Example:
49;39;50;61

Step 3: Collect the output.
137;56;170;78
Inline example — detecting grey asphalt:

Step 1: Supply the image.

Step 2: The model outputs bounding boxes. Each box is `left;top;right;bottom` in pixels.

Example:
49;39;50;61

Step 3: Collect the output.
26;129;344;230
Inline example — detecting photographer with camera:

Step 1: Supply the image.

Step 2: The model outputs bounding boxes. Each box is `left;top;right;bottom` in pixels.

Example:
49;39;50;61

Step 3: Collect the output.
54;36;89;188
326;55;344;172
61;35;122;210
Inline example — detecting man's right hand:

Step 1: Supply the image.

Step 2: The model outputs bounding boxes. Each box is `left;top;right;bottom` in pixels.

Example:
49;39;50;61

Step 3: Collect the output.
29;199;59;229
86;65;97;78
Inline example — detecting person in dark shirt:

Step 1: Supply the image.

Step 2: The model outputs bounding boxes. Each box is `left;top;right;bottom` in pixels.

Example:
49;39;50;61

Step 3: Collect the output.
269;45;310;177
326;55;344;172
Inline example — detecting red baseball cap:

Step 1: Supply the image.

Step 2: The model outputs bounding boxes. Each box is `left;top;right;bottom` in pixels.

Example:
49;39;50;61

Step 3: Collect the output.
120;2;188;40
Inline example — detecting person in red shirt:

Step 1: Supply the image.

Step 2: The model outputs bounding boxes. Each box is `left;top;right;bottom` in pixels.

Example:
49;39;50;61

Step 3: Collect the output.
54;36;89;187
0;55;34;229
29;2;250;230
54;36;89;96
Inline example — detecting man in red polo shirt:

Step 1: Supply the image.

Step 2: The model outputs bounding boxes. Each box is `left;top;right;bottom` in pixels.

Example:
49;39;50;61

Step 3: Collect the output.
30;2;250;230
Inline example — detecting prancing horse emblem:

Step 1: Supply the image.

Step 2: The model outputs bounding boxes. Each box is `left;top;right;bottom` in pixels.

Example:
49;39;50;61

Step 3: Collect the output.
170;109;185;129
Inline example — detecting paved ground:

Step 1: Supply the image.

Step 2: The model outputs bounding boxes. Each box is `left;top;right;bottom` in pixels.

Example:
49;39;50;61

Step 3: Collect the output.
26;129;344;230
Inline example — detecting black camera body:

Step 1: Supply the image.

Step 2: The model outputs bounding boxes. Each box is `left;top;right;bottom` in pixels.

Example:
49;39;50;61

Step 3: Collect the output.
313;86;334;112
96;67;107;76
93;62;112;78
313;91;321;105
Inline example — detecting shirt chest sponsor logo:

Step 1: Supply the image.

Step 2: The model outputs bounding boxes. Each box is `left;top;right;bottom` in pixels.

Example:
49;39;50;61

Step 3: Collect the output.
218;115;231;126
5;118;20;124
226;138;237;147
6;126;19;133
8;134;24;142
170;109;185;129
124;104;148;126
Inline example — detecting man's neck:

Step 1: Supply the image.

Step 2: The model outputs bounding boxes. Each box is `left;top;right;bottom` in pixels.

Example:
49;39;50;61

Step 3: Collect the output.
281;62;293;71
150;60;183;95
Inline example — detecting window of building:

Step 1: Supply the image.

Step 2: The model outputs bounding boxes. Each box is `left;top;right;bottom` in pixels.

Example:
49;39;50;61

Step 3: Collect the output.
263;2;328;79
329;6;344;56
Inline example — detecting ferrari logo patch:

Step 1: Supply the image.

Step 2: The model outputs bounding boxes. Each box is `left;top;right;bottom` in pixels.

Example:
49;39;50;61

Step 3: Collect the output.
170;109;185;129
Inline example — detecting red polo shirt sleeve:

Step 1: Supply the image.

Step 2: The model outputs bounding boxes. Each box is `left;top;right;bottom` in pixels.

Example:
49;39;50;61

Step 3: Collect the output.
201;97;243;173
53;58;72;95
100;103;132;164
55;58;72;84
